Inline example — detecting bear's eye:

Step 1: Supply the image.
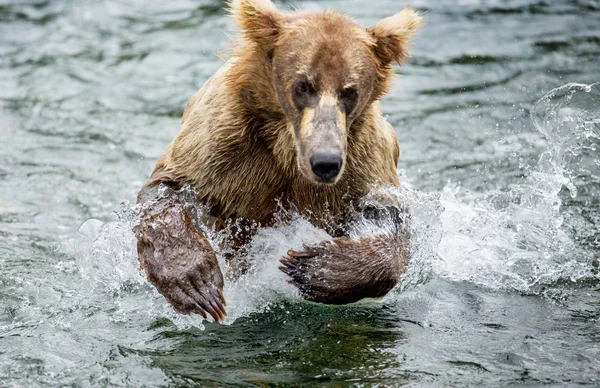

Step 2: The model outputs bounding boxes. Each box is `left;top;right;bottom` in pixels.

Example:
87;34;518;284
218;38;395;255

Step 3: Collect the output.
292;81;314;110
293;81;313;97
341;86;359;114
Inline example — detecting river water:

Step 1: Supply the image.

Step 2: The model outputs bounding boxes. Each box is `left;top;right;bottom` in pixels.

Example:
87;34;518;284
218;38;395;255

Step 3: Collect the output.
1;0;599;386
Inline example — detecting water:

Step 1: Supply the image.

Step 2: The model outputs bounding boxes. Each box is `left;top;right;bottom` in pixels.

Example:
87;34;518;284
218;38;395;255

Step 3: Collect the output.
1;0;599;386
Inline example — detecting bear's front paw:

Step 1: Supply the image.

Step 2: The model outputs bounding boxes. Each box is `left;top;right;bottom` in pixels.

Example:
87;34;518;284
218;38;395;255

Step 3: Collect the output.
280;237;401;305
137;227;227;322
150;260;227;322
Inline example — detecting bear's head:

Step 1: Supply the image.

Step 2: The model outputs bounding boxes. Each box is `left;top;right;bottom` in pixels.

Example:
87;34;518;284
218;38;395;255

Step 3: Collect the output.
230;0;422;185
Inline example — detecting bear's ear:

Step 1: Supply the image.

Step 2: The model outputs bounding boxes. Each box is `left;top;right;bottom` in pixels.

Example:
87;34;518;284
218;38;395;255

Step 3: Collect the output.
230;0;282;52
367;6;423;66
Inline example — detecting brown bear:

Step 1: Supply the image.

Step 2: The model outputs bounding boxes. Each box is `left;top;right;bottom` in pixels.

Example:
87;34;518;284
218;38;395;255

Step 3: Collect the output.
134;0;422;322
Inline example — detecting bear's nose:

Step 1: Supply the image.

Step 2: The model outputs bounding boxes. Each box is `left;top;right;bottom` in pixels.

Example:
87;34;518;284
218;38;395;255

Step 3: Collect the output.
309;153;342;180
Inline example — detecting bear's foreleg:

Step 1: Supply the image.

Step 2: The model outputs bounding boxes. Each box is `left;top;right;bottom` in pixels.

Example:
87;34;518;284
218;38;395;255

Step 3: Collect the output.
134;183;227;321
280;198;410;304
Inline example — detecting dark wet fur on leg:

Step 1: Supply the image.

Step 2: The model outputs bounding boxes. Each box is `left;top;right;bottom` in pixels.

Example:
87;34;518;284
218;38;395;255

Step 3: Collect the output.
280;232;409;305
135;184;227;321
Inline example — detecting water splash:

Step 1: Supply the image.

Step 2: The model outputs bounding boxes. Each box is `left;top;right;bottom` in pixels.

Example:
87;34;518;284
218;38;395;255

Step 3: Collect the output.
71;205;212;329
72;83;600;324
217;214;329;323
430;82;599;291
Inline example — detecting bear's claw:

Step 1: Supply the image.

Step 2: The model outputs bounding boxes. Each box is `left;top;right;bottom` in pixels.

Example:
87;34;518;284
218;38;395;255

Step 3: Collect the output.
279;245;331;302
170;277;226;321
279;251;313;281
286;249;317;258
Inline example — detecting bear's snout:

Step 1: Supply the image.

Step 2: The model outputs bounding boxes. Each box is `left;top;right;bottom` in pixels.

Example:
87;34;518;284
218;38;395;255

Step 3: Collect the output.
309;152;342;181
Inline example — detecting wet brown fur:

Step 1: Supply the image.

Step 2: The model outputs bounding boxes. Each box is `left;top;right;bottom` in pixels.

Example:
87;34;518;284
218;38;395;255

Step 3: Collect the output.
148;2;422;226
137;0;422;320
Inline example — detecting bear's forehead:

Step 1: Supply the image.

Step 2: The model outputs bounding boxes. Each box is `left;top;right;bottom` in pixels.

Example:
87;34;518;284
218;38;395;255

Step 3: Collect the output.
276;13;375;86
281;11;372;48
